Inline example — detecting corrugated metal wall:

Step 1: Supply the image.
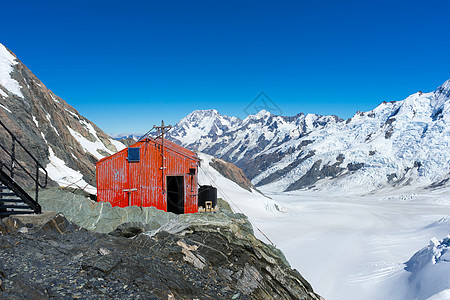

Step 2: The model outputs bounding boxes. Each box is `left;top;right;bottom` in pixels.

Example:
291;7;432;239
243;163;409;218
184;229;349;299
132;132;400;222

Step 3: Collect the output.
96;139;199;213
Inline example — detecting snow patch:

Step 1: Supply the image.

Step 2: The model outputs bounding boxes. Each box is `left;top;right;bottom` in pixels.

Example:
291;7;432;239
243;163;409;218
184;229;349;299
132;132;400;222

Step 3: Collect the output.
0;88;8;98
32;116;39;128
67;125;116;160
50;93;60;103
46;146;96;194
40;132;48;144
110;138;126;152
0;104;11;113
45;113;60;136
65;108;79;118
0;43;23;98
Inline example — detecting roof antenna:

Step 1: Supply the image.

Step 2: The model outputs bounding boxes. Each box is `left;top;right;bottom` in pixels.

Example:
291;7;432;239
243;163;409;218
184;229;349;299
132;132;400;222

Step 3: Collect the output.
137;120;172;142
151;120;172;194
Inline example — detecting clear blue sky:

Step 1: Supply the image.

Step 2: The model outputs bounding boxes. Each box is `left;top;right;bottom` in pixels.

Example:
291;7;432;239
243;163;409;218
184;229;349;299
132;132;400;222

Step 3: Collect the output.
2;0;449;134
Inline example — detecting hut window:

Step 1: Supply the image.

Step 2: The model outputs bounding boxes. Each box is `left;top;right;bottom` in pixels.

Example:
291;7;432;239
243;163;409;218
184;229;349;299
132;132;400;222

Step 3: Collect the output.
128;147;140;162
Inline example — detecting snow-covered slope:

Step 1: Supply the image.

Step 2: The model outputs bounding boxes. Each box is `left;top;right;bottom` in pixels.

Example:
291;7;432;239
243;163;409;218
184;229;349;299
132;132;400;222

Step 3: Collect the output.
0;43;125;191
198;153;284;217
169;80;450;193
405;236;450;300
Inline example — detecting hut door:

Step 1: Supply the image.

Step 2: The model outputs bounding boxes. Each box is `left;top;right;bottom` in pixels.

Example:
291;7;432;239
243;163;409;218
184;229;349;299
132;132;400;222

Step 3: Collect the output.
167;176;184;214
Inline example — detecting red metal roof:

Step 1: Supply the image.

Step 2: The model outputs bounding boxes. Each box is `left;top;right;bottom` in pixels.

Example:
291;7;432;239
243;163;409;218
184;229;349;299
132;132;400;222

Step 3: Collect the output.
97;137;199;165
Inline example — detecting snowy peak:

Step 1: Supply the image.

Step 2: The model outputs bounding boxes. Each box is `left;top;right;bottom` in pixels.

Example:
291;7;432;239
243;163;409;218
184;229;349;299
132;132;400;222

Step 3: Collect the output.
435;78;450;99
167;109;241;145
431;79;450;114
367;80;450;122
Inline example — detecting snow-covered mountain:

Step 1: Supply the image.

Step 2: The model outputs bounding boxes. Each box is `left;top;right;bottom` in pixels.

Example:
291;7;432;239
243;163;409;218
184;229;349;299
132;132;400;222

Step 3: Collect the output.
168;80;450;193
0;43;125;191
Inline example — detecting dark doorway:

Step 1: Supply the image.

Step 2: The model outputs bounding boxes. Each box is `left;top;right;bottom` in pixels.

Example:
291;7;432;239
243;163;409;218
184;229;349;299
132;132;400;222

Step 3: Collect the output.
167;176;184;214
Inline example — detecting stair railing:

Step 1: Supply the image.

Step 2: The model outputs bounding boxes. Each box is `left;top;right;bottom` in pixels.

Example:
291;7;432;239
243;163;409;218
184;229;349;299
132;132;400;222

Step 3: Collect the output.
0;119;48;203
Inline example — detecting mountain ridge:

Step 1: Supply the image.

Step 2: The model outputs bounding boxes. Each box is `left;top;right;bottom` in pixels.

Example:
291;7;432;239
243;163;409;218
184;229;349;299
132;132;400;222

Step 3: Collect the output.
167;79;450;193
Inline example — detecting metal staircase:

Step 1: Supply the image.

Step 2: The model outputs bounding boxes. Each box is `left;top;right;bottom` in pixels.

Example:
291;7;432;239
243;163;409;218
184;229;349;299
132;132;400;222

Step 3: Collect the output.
0;119;47;218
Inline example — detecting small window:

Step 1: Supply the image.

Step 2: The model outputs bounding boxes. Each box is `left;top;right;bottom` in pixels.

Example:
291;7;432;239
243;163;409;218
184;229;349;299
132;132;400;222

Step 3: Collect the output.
128;147;140;162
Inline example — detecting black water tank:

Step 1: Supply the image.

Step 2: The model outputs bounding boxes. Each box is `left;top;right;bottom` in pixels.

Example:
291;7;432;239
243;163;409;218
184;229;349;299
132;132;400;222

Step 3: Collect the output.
198;185;217;211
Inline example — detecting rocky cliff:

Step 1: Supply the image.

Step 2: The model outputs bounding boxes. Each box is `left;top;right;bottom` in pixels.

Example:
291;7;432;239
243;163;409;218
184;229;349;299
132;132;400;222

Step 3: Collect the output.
0;43;125;190
209;157;257;192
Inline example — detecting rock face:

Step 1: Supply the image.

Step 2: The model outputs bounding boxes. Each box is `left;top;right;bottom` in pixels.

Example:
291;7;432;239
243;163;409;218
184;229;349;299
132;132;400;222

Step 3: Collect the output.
0;43;125;189
167;80;450;192
38;188;177;234
0;198;322;299
209;157;256;192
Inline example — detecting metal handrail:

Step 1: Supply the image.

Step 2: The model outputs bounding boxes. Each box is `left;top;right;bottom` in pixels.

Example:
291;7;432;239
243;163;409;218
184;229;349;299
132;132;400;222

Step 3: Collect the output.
0;119;48;202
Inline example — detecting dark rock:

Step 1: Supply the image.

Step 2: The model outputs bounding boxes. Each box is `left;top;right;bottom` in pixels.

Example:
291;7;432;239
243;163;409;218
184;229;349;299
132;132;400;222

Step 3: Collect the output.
426;177;450;189
0;221;7;236
385;126;394;139
257;150;316;187
0;217;25;235
387;173;398;183
285;155;348;192
82;256;122;274
39;213;78;235
347;162;364;172
209;157;255;192
0;236;12;249
285;160;323;191
109;222;153;238
0;211;322;300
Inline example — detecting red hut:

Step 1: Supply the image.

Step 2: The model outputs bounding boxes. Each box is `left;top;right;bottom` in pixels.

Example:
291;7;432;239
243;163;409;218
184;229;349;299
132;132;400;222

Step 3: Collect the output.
96;129;200;214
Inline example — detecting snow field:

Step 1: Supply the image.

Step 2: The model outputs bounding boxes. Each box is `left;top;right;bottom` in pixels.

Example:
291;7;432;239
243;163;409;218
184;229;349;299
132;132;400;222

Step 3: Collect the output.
199;155;449;300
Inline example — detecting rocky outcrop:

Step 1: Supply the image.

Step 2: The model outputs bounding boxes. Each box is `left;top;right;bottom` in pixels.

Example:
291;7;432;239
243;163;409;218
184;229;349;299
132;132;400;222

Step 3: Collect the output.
209;157;256;192
38;188;176;233
116;137;138;147
0;189;323;299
